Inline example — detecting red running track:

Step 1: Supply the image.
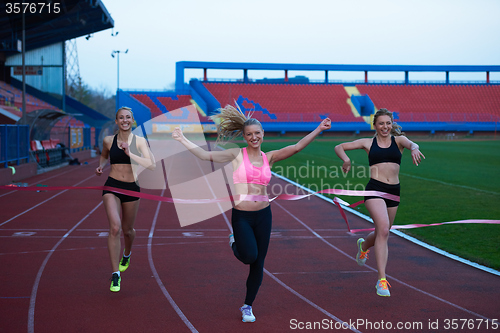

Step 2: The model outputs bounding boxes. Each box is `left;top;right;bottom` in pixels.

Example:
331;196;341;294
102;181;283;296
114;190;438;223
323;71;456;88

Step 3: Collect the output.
1;156;499;333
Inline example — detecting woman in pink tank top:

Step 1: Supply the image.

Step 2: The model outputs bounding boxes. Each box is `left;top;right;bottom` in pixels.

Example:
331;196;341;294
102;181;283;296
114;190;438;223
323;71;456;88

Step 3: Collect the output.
173;104;331;323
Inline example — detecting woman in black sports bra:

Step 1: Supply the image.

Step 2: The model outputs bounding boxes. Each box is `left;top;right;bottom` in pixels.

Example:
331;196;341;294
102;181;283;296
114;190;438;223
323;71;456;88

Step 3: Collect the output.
95;107;155;292
334;108;425;297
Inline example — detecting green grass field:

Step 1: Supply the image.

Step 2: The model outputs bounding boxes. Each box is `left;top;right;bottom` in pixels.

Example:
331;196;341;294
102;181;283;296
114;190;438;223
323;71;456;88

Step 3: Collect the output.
257;138;500;270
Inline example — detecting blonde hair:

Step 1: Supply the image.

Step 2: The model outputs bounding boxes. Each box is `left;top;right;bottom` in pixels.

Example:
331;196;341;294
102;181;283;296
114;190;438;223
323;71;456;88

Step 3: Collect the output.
210;104;262;145
373;108;404;136
116;106;134;119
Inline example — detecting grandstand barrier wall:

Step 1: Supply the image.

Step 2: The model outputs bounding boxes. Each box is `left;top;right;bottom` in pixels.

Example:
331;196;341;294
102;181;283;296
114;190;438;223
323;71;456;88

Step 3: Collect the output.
206;121;497;133
0;124;30;168
398;122;498;132
0;160;37;185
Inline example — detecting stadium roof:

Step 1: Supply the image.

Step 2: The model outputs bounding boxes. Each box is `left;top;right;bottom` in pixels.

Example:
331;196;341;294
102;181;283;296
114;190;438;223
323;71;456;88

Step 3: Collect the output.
176;61;500;89
0;0;113;53
177;61;500;73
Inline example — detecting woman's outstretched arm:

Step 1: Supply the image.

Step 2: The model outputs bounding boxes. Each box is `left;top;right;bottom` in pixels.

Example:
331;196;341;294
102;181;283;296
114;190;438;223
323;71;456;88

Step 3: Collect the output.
267;118;332;165
172;127;239;163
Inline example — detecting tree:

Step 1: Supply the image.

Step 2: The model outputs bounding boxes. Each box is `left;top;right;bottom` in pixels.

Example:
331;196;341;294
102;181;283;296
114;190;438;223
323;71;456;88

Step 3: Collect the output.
67;77;115;119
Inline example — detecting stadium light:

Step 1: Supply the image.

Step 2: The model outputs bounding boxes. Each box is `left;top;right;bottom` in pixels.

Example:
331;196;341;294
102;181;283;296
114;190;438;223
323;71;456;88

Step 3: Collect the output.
112;49;129;107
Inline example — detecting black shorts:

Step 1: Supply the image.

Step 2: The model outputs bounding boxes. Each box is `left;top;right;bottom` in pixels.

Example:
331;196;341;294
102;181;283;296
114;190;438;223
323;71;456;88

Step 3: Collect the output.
102;177;140;203
364;178;400;207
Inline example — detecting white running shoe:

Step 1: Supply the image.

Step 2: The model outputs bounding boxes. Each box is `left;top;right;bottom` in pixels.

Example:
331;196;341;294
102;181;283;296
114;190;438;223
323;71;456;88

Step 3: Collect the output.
240;304;256;322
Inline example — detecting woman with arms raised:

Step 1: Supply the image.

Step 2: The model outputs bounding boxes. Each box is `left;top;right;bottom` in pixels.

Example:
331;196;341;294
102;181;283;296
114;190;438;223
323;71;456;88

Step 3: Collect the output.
173;105;331;322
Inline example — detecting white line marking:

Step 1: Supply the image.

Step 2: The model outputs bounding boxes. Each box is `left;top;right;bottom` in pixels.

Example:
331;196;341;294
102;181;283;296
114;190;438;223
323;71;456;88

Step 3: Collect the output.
148;191;199;332
399;172;500;195
264;268;362;333
193;157;360;331
0;173;97;227
28;202;102;333
271;171;500;277
0;229;68;231
274;201;492;321
0;160;99;198
272;271;372;275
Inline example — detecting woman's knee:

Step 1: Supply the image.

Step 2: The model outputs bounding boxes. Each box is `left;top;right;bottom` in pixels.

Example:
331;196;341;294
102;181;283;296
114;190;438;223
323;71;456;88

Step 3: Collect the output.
376;226;390;239
109;225;121;237
239;251;258;265
122;227;135;238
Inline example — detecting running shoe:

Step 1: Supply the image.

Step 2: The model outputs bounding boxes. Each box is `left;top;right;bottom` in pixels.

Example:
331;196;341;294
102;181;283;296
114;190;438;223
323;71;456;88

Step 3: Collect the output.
240;304;255;323
356;238;369;266
229;234;235;248
119;255;130;272
375;278;391;297
110;273;121;292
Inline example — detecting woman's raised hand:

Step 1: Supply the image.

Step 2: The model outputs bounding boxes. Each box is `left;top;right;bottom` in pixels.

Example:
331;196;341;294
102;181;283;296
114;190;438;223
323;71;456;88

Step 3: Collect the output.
172;127;185;142
319;118;332;131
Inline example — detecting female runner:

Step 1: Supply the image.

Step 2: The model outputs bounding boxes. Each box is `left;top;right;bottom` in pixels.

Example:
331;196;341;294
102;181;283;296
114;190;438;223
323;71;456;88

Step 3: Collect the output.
172;104;331;322
95;107;155;292
334;108;424;297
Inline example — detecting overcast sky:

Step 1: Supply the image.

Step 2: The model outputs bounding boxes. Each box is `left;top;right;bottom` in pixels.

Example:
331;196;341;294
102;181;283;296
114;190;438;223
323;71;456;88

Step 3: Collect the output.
76;0;500;95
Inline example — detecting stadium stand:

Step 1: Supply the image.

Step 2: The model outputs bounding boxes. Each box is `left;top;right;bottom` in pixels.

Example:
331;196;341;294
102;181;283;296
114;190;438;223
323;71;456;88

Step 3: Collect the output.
0;80;60;113
129;92;211;122
203;82;363;123
356;84;500;123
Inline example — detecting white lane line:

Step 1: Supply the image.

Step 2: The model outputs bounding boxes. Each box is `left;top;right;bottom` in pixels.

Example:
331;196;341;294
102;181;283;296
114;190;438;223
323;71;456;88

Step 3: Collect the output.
0;173;97;227
148;189;198;333
0;160;99;198
192;158;360;332
28;202;102;333
264;268;362;333
271;171;500;277
274;201;492;322
399;172;500;196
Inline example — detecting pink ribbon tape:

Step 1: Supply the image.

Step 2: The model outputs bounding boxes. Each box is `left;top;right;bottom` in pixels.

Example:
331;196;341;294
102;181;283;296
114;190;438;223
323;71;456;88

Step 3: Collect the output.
2;185;497;232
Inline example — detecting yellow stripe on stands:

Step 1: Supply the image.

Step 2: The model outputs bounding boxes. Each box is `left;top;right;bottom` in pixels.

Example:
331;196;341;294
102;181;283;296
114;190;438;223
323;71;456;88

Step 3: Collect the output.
190;99;207;116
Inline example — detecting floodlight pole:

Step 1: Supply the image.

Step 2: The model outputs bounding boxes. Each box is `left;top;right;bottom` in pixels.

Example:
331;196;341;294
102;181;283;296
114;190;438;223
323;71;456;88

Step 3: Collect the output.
21;12;26;125
112;49;128;109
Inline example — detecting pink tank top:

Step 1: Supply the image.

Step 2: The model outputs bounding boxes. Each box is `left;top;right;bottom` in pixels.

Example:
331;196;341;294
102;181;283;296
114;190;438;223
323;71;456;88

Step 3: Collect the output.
233;148;271;186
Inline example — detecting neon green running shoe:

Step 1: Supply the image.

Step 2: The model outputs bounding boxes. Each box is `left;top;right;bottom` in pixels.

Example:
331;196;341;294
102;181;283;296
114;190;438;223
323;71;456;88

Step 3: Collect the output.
110;273;121;292
119;255;130;272
375;278;391;297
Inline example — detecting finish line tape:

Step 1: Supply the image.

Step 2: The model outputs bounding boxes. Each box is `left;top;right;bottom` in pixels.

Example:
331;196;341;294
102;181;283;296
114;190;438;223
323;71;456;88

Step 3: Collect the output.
1;185;498;233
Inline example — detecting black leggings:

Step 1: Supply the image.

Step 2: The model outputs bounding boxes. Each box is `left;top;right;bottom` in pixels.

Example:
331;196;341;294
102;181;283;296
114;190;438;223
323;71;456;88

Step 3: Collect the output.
231;205;272;306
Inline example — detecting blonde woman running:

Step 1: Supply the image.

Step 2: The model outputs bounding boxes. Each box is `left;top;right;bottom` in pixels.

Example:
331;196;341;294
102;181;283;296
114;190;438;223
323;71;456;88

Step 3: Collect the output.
173;104;331;322
334;108;424;297
96;107;155;292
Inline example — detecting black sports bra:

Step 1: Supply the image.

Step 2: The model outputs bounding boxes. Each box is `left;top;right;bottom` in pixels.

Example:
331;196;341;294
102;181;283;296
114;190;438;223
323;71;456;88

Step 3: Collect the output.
110;134;139;165
368;136;402;166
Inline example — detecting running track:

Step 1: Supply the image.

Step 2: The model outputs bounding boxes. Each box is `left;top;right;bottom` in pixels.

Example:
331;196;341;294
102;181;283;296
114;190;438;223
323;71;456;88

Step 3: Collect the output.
1;154;499;333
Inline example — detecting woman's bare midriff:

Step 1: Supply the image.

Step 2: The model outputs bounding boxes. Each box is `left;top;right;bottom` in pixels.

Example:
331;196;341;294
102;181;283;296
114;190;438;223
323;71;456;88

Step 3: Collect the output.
369;163;400;184
109;164;136;182
233;183;269;211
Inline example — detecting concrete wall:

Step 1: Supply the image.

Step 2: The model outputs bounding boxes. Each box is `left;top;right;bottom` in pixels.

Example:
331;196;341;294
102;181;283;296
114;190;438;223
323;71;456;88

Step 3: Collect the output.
0;150;93;185
0;162;38;185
